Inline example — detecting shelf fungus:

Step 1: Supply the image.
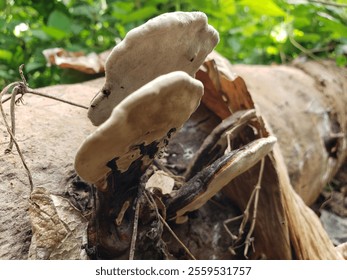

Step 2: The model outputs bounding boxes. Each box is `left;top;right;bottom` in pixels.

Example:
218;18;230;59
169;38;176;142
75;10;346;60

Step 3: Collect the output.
74;71;203;191
88;11;219;126
166;136;277;224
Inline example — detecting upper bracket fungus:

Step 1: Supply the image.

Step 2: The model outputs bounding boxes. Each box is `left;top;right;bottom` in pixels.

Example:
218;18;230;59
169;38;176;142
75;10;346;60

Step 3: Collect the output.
88;11;219;126
74;71;203;191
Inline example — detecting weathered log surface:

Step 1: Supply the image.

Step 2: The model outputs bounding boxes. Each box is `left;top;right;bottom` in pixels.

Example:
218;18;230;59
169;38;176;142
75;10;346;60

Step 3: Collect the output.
232;60;347;205
0;79;100;259
0;57;346;259
198;53;346;259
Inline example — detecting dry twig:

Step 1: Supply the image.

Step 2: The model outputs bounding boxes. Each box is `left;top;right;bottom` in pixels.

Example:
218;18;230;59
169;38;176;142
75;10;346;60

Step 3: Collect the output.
2;65;88;110
158;214;196;260
0;81;34;192
223;150;266;258
0;65;89;193
144;191;196;260
129;195;141;260
243;158;265;257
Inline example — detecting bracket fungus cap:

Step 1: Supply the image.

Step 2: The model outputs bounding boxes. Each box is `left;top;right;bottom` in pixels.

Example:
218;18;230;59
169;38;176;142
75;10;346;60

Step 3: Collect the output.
88;11;219;126
75;71;203;189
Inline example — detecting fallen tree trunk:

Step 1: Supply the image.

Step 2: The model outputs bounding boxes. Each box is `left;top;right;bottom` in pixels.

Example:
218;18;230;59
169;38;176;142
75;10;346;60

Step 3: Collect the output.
0;54;346;260
197;52;347;259
231;59;347;206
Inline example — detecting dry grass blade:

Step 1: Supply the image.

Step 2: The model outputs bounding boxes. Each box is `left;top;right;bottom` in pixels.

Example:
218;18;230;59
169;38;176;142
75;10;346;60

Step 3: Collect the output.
223;157;265;258
144;191;196;260
0;65;90;194
0;81;34;192
158;214;196;260
129;196;141;260
243;158;265;258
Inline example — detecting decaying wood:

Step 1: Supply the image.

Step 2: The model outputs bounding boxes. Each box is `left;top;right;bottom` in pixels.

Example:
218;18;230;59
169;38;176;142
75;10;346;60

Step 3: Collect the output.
217;54;347;205
184;109;256;180
1;53;346;260
166;137;276;224
199;51;346;259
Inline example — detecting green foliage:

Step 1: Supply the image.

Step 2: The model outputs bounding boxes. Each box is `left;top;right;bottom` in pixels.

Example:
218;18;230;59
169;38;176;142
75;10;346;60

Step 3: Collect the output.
0;0;346;89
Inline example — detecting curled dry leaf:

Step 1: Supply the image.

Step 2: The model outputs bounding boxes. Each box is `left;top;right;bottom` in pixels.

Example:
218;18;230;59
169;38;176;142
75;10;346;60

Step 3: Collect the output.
145;170;176;195
28;187;88;260
88;11;219;126
42;47;111;74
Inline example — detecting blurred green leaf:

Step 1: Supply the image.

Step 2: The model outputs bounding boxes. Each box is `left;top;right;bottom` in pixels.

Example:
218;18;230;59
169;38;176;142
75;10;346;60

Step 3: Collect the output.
124;6;158;23
70;4;97;19
48;10;72;33
266;46;279;55
227;38;242;52
319;16;347;39
0;0;346;89
116;6;158;24
293;17;312;28
0;18;5;30
25;61;45;73
71;22;84;35
0;70;13;81
241;23;258;37
0;49;13;61
336;55;347;66
0;0;5;10
220;0;236;16
112;1;135;15
240;0;286;16
42;26;67;40
31;29;51;41
295;33;321;43
116;23;127;38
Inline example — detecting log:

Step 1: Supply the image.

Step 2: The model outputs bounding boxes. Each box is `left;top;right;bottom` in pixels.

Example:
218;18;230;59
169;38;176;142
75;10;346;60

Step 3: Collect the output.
199;52;346;259
0;54;346;259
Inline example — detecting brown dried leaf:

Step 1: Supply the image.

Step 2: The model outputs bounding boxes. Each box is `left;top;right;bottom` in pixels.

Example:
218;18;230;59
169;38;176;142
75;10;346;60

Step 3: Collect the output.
197;53;254;120
146;170;176;195
28;187;88;260
42;48;111;74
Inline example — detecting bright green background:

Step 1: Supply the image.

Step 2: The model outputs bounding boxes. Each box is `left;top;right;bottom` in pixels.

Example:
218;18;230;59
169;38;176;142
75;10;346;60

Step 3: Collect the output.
0;0;346;88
